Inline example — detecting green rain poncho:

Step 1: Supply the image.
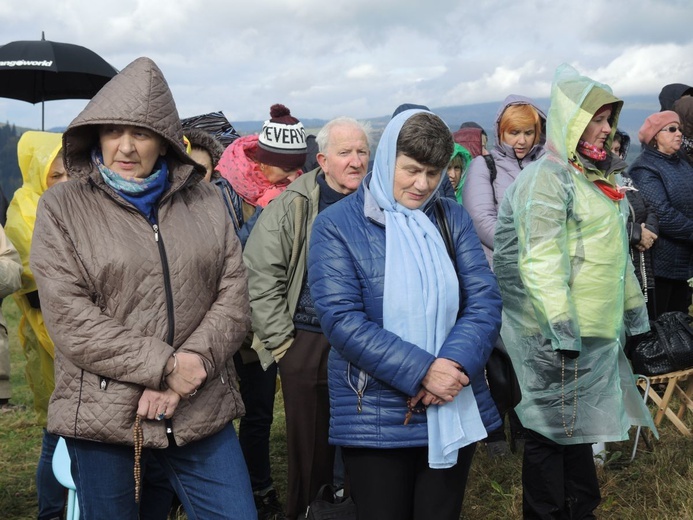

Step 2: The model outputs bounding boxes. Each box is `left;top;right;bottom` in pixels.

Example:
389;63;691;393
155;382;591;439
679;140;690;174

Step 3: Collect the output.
493;64;656;444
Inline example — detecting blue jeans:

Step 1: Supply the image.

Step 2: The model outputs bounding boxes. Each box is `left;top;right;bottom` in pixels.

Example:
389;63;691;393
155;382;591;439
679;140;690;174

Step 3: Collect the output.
37;429;67;520
65;422;256;520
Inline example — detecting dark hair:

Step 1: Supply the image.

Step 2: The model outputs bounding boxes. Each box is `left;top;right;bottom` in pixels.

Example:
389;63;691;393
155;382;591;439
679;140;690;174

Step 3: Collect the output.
396;112;454;169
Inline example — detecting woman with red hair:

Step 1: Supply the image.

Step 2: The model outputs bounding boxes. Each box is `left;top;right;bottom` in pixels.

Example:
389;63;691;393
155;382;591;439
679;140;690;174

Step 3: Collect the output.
462;95;546;457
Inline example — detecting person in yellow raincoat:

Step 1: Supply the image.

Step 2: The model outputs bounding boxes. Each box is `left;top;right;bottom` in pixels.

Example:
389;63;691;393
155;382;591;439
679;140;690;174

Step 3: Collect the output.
494;64;657;519
6;130;69;520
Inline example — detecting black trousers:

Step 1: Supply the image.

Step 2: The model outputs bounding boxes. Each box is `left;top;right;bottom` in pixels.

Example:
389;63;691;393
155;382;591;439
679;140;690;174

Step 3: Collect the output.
233;354;278;492
278;329;334;519
342;444;476;520
522;430;601;520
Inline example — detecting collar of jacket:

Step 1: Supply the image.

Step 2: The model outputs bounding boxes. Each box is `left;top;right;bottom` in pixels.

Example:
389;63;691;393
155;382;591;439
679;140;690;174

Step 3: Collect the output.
643;144;683;163
495;140;543;166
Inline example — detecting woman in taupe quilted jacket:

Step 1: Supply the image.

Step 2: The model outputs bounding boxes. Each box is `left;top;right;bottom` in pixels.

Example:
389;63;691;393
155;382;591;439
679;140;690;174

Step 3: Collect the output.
30;57;256;519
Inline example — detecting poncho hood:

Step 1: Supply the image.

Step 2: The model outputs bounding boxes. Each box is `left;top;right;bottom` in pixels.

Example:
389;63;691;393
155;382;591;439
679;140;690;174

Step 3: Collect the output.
545;64;622;168
17;131;63;196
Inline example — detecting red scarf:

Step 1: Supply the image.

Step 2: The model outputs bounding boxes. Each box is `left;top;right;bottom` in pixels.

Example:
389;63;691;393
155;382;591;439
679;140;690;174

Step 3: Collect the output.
593;180;624;201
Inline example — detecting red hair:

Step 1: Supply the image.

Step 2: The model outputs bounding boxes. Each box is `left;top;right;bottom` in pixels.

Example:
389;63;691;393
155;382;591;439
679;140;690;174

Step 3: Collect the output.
499;104;541;147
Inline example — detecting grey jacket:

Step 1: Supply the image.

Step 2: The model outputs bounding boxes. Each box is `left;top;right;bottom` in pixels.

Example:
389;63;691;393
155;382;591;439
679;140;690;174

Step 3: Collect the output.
30;58;250;448
463;95;546;267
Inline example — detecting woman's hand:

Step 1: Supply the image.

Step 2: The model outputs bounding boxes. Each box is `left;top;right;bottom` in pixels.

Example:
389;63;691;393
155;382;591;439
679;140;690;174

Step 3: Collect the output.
410;387;445;407
421;358;469;402
137;388;181;421
637;223;658;251
164;352;207;398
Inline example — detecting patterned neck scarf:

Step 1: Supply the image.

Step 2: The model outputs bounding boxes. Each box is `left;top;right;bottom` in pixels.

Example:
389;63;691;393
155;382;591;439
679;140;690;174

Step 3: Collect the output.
577;139;607;161
92;148;169;222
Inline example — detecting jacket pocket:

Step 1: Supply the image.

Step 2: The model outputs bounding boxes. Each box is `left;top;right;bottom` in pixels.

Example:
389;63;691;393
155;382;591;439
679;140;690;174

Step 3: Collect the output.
346;363;369;414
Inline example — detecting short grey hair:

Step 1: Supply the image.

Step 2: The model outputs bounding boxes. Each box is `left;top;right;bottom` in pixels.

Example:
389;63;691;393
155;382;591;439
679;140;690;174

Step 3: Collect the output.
315;117;373;153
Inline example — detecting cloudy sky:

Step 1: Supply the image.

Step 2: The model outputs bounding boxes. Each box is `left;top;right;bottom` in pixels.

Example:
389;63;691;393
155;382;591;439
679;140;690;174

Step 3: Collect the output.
1;0;692;130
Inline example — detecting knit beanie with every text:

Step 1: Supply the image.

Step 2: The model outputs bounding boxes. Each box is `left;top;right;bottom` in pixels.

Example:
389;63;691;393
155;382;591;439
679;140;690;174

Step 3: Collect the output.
254;104;307;170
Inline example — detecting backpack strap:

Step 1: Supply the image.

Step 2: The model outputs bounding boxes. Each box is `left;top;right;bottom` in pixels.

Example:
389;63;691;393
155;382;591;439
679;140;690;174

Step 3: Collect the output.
484;154;498;206
434;199;455;268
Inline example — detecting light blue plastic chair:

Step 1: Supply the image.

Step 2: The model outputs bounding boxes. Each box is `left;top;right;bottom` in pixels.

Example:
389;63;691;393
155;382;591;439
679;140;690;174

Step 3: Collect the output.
52;436;80;520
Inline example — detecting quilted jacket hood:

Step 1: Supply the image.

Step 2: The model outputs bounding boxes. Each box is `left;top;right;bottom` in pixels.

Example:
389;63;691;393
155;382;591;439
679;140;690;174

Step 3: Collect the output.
63;56;202;182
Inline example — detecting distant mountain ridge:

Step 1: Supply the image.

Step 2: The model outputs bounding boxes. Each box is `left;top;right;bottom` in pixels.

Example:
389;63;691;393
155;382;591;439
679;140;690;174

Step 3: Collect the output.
232;94;660;149
0;95;663;198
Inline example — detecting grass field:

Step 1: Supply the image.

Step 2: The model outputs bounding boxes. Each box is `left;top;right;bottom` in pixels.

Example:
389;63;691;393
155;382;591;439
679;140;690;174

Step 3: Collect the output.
1;296;692;519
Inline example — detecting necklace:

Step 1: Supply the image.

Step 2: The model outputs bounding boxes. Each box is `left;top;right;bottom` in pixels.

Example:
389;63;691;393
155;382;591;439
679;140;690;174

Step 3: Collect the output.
561;354;578;438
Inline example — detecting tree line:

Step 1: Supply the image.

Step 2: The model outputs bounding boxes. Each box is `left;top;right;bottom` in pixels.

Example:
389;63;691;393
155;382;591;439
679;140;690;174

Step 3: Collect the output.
0;123;22;202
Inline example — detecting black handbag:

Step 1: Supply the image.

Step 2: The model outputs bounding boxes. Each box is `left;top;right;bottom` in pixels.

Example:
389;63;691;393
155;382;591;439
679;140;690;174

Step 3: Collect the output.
485;336;522;416
304;485;356;520
629;311;693;376
433;200;521;414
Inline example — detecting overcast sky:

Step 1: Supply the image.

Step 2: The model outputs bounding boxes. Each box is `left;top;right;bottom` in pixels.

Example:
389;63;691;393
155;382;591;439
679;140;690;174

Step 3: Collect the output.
1;0;692;130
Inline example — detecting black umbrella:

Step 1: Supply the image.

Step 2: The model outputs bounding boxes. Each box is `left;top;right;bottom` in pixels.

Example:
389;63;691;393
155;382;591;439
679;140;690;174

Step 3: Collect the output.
0;32;118;129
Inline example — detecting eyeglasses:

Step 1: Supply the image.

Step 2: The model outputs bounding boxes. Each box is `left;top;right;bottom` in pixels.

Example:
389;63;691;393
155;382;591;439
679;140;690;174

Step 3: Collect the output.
659;125;681;133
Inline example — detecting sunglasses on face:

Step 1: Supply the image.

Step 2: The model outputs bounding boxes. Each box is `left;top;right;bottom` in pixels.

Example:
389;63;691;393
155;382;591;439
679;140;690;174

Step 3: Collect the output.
659;125;681;134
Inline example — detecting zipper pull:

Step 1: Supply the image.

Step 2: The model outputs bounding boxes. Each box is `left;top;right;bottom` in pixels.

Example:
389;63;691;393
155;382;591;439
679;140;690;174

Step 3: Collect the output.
100;377;108;390
153;224;159;242
356;391;363;414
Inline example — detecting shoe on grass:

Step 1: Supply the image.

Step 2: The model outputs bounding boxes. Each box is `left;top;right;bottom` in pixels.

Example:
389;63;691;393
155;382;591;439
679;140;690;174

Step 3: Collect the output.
254;488;286;520
486;440;511;458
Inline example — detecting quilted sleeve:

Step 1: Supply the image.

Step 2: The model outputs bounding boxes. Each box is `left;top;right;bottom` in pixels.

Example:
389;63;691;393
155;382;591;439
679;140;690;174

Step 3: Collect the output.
177;215;251;376
630;161;693;241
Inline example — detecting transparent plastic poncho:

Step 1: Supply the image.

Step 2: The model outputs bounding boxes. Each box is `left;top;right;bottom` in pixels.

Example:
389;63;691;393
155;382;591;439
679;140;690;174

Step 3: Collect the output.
493;64;657;444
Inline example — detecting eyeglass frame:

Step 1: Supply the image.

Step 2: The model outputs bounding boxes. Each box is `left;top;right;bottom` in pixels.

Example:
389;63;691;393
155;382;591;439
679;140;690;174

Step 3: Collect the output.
659;125;682;134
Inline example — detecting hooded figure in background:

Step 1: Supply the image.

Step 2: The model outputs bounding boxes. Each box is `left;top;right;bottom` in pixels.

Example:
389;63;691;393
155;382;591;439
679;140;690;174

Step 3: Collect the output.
673;93;693;166
494;64;657;519
447;143;472;204
6;130;69;520
6;131;64;422
658;83;693;111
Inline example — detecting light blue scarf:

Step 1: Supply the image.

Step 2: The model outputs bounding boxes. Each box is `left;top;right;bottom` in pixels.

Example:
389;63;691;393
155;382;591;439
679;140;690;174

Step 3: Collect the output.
369;109;486;468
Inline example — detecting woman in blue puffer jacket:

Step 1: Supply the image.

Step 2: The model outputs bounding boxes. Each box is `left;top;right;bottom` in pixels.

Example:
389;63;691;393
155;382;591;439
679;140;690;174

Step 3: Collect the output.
307;110;502;520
